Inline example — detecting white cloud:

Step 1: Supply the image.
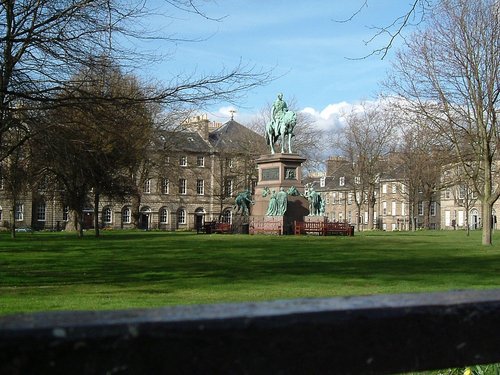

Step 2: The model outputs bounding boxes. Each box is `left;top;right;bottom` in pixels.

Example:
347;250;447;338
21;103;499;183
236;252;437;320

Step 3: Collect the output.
300;102;352;133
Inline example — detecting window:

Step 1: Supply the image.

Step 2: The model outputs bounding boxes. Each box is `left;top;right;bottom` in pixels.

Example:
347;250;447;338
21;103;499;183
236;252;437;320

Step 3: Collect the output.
222;209;232;224
179;178;187;195
143;178;151;194
197;179;204;195
458;186;466;199
418;201;424;216
160;208;169;224
382;184;387;194
180;156;187;166
161;178;170;194
122;207;131;224
339;176;345;186
348;211;352;223
224;179;233;197
15;203;23;221
354;176;361;185
197;156;205;167
391;201;397;216
177;209;186;224
103;207;112;223
445;210;451;226
226;158;234;168
457;210;464;226
444;189;451;199
430;201;437;216
63;206;69;221
37;202;46;221
348;193;353;205
401;202;406;216
392;184;397;194
338;192;343;204
320;176;325;187
382;201;387;215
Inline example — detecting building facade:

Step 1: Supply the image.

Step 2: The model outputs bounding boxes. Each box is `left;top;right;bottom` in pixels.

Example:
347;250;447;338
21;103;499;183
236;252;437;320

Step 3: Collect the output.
0;118;267;232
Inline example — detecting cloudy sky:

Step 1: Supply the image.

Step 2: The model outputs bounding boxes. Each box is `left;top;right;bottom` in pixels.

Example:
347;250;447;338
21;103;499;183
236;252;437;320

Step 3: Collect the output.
143;1;418;132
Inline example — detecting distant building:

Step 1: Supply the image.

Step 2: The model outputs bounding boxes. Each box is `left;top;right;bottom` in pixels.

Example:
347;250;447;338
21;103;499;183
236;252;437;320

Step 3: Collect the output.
0;118;267;231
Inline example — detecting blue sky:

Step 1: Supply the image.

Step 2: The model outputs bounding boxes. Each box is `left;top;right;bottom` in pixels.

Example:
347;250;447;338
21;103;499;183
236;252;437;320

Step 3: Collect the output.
142;1;416;131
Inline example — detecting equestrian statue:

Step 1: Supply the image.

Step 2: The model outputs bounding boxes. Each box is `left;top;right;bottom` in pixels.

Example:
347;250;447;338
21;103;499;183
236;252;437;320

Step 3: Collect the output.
265;93;297;154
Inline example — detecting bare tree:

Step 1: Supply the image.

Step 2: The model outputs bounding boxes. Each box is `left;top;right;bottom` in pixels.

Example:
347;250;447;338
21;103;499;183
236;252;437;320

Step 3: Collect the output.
395;114;449;230
0;1;272;164
339;0;433;59
334;102;397;230
386;0;500;245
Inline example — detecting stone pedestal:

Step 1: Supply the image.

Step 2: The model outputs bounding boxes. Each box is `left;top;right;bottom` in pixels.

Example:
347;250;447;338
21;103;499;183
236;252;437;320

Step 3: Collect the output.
251;153;309;234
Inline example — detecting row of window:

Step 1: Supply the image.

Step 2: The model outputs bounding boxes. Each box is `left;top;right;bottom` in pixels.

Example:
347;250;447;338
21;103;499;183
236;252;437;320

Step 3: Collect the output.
104;206;176;224
179;155;206;167
381;201;437;216
106;207;231;225
0;203;68;222
178;155;233;168
142;178;233;196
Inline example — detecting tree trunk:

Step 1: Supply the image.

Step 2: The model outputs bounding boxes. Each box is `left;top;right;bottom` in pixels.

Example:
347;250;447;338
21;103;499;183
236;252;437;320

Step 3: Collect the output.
131;194;140;229
94;191;100;237
77;210;84;238
482;199;492;246
368;188;376;230
10;202;16;239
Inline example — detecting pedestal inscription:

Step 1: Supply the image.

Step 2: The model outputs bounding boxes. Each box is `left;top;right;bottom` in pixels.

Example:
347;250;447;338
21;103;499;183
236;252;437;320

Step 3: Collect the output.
262;168;279;181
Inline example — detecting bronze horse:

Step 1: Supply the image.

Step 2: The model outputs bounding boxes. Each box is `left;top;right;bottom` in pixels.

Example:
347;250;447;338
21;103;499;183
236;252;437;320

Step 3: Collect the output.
265;110;297;154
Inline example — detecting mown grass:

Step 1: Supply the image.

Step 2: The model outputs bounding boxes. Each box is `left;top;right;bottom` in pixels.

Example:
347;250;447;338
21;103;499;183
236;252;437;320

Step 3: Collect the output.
1;229;500;316
2;230;500;374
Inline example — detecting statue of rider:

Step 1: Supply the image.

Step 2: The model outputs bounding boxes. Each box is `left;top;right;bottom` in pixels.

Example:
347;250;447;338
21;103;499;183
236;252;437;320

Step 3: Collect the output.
271;93;288;131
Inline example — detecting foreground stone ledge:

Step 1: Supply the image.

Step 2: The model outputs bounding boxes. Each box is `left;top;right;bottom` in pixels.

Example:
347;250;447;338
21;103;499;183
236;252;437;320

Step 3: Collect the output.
1;289;500;374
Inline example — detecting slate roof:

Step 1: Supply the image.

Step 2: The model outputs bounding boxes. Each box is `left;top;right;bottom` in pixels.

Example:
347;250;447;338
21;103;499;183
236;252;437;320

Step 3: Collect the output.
209;120;266;153
159;131;212;153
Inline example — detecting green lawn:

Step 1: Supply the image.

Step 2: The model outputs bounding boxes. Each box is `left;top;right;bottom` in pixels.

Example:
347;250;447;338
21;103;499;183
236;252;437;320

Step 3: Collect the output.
1;229;500;315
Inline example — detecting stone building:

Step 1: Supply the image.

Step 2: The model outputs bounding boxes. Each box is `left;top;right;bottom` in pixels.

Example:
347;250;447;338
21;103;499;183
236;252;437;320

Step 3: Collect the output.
311;156;442;231
0;118;267;231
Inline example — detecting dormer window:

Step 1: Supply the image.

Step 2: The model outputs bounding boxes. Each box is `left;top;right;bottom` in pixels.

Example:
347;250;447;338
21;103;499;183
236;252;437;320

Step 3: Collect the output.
339;176;345;186
320;176;325;187
180;156;187;166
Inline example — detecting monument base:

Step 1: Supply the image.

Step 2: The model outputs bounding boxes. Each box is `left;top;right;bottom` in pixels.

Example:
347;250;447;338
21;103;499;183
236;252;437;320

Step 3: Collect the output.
249;153;310;234
304;216;327;223
232;215;250;234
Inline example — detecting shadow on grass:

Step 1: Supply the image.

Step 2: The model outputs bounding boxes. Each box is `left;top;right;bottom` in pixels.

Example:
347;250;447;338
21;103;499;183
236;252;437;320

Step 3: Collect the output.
1;231;499;292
